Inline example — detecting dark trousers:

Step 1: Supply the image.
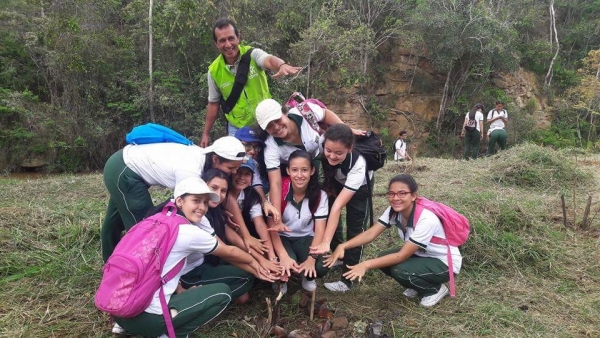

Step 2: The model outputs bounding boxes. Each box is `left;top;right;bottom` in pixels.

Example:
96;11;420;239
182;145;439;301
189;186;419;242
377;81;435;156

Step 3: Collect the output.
115;283;231;338
377;248;449;297
179;263;254;300
463;129;481;160
280;235;330;279
330;181;371;287
101;149;153;262
486;129;507;156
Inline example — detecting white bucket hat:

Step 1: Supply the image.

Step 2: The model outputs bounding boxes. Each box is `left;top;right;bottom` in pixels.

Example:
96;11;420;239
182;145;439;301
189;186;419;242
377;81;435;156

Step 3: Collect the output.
255;99;283;130
203;136;246;160
174;176;221;202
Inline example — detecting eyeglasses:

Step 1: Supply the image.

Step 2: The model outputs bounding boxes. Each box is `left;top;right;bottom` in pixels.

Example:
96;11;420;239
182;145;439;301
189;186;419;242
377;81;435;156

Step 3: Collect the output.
242;142;261;152
386;190;411;199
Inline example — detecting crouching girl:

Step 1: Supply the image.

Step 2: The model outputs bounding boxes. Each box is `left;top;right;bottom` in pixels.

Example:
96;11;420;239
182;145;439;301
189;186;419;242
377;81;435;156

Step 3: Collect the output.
324;174;462;307
114;177;275;338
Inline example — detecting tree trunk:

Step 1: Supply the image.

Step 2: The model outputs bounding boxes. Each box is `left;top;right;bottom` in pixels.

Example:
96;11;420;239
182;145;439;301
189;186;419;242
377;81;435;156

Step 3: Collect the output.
544;0;559;89
149;0;155;122
437;71;451;131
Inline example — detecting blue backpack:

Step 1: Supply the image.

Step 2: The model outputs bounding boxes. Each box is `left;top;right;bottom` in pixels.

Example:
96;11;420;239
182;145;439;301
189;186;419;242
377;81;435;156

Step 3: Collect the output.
125;123;193;145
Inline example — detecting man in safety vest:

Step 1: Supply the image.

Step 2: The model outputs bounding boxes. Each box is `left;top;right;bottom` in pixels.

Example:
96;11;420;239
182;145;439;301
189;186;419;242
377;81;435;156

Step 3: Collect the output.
200;18;302;147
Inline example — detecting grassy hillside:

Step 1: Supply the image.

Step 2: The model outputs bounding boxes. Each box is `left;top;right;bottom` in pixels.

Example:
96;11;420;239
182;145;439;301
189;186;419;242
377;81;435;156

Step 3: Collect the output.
1;144;599;337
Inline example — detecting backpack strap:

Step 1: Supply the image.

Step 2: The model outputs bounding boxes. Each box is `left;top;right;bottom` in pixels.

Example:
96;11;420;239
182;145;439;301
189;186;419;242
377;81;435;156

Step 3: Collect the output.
159;258;186;338
159;202;186;337
413;200;456;298
220;48;254;114
339;151;374;226
280;176;291;215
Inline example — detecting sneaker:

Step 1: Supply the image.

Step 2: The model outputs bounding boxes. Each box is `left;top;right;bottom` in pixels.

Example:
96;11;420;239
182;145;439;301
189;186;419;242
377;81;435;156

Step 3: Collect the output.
402;288;418;298
272;282;288;295
419;284;449;307
112;323;126;334
324;281;351;292
301;276;317;292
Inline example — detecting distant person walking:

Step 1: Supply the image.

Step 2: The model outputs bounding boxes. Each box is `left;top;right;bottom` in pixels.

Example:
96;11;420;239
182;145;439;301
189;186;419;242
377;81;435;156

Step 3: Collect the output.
486;101;508;156
394;131;411;162
200;18;302;147
460;104;485;160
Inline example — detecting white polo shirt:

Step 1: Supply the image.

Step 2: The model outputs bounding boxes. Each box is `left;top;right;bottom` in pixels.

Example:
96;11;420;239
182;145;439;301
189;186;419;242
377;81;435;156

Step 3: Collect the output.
333;152;373;191
487;109;508;132
264;103;325;170
378;206;462;274
123;143;206;189
236;190;263;219
146;223;218;314
280;189;329;238
181;215;216;275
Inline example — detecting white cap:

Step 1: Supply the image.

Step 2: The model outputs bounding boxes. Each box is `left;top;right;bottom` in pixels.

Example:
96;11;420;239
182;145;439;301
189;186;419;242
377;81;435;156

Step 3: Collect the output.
174;177;221;202
255;99;283;130
203;136;246;160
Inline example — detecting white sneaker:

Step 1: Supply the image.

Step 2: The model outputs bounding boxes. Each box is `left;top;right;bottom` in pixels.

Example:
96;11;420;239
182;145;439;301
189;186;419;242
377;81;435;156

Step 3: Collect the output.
301;276;317;292
324;281;351;292
112;323;126;334
419;284;449;307
402;288;418;298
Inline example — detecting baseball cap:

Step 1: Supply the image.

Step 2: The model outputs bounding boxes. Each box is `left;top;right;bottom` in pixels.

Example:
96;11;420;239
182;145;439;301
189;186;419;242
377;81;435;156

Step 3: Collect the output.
255;99;283;130
238;158;257;173
174;177;221;202
234;127;265;146
203;136;246;160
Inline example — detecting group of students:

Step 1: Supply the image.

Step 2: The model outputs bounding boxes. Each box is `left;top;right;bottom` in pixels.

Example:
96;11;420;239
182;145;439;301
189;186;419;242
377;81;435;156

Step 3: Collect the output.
99;96;463;337
460;100;509;160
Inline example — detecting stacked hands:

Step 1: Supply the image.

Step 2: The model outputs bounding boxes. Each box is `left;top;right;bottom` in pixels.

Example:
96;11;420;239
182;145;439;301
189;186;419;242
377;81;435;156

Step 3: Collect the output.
229;214;364;284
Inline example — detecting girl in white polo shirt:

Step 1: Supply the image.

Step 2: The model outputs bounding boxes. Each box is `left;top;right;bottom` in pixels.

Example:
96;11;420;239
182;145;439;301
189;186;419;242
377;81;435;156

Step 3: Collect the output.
101;136;248;262
269;150;330;292
324;174;462;307
310;123;374;292
113;177;275;337
254;98;364;232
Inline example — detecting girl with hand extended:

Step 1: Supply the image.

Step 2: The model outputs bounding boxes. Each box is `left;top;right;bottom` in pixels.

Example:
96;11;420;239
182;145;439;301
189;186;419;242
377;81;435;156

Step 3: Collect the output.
309;123;373;292
113;177;276;338
254;98;364;232
180;169;281;287
324;174;462;307
234;126;280;221
268;150;330;293
101;136;265;262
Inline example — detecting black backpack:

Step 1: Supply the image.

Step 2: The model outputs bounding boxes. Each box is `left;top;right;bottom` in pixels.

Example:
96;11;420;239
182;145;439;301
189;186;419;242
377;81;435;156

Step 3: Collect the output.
464;117;477;132
338;132;387;225
354;131;387;171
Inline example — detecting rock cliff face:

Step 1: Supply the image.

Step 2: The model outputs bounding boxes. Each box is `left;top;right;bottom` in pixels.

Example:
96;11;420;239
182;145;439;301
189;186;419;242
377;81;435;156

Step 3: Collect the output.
325;47;551;143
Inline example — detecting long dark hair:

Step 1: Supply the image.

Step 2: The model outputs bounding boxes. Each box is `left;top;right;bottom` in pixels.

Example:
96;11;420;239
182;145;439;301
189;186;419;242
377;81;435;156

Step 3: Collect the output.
202;153;237;173
388;174;419;219
469;103;484;120
231;168;262;237
288;150;321;216
321;123;355;197
201;169;230;243
251;125;269;183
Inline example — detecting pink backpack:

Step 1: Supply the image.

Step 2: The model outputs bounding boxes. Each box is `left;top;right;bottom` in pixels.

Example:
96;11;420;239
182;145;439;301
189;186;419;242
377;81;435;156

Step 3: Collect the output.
413;197;470;298
285;92;330;134
95;201;186;338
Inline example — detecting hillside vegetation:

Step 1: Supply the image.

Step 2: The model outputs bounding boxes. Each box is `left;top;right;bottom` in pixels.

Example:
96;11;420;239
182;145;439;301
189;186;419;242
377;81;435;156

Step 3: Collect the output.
1;144;599;337
1;0;600;171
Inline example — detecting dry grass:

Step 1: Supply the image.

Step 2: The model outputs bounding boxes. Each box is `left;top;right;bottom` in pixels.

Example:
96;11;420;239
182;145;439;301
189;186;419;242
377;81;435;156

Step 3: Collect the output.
1;144;599;337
